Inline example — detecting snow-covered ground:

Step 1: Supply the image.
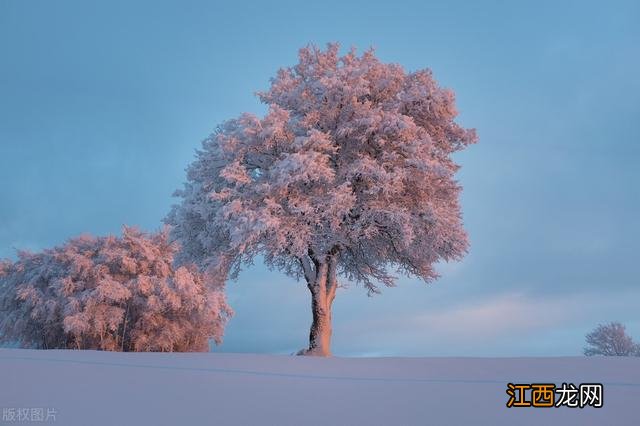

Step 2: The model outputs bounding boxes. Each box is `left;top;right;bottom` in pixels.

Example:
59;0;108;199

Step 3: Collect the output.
1;349;638;425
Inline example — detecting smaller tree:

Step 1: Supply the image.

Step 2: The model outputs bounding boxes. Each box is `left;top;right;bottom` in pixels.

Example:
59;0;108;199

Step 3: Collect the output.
584;322;637;356
0;227;232;351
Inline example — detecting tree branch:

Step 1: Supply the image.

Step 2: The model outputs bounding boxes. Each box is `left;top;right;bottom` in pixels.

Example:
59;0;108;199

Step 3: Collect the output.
327;254;338;303
298;255;316;285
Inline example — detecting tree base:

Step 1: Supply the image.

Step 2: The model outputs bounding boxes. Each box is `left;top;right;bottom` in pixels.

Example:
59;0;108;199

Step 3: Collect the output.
296;347;331;357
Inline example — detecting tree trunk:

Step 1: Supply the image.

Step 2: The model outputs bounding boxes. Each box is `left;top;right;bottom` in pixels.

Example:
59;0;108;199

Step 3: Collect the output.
307;284;333;356
300;254;338;356
120;302;130;352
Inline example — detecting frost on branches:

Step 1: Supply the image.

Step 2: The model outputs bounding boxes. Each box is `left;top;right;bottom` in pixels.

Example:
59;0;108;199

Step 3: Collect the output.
167;44;477;356
584;322;639;357
0;227;232;351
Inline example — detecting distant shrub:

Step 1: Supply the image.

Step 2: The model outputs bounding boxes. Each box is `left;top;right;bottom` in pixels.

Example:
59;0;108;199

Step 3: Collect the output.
0;227;232;351
584;322;637;357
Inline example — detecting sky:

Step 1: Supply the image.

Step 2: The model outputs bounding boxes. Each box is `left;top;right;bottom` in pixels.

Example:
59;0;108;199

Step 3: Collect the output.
1;0;638;357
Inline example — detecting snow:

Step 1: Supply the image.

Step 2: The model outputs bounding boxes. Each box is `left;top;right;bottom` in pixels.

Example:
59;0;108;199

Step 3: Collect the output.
1;349;638;425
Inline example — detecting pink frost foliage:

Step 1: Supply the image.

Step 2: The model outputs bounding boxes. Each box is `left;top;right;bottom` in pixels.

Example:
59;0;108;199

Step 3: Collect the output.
167;44;477;294
0;227;232;351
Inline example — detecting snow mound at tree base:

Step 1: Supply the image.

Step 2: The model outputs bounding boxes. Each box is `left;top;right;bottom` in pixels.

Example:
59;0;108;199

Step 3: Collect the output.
1;349;638;425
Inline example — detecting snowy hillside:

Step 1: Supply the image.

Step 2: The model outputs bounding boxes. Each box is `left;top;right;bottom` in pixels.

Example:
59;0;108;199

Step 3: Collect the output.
1;349;638;425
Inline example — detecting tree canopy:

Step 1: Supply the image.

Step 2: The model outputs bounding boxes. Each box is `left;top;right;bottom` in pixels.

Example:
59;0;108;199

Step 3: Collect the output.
167;44;476;295
0;227;232;351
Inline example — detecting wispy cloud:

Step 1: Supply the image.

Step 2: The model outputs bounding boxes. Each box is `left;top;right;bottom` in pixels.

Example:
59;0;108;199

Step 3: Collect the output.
335;289;640;356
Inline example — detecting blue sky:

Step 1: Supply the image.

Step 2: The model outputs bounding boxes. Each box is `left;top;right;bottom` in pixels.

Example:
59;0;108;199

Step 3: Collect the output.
1;0;638;356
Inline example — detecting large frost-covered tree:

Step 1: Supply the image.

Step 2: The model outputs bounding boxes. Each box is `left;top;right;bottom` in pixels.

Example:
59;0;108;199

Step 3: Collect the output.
0;227;232;351
167;44;477;356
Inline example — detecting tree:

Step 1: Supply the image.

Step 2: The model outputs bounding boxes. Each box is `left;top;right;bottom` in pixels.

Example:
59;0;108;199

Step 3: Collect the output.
166;44;477;356
584;322;637;356
0;227;232;351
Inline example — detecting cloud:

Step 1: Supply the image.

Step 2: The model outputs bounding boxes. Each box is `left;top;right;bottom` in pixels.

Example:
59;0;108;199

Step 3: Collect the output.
335;288;640;356
408;293;567;340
